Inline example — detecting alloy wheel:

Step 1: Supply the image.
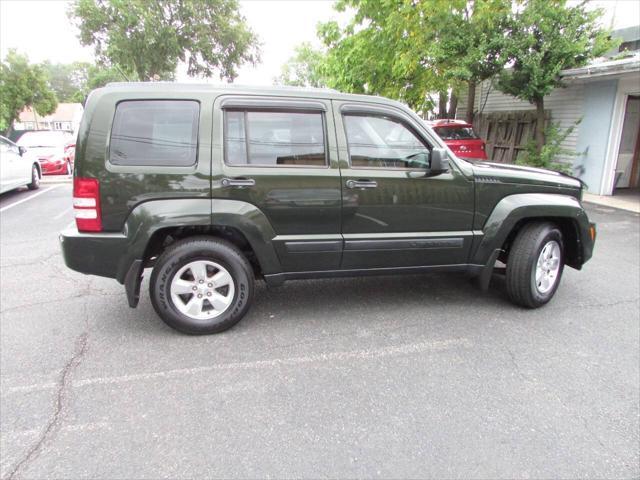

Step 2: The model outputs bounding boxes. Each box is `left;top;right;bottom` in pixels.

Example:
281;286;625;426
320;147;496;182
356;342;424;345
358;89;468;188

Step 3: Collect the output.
535;240;561;294
169;260;235;320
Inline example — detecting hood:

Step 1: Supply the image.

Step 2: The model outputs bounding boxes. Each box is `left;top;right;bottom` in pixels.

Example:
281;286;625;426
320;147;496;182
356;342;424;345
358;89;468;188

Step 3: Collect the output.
470;160;582;190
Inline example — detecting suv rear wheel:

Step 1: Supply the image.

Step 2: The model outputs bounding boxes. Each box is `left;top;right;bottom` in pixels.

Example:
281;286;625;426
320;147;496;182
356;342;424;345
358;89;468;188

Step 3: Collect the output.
149;236;254;334
506;222;564;308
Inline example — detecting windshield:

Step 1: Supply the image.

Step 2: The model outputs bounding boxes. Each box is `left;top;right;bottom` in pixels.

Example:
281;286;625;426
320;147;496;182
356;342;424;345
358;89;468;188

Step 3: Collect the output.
17;131;71;148
434;126;478;140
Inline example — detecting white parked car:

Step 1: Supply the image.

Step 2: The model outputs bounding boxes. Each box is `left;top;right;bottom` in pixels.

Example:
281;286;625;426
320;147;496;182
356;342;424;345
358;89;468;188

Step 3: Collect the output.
0;135;41;194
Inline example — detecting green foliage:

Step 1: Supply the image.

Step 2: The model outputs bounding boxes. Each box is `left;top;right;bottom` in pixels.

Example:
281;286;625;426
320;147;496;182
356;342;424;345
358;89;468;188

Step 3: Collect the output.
429;0;512;85
41;61;129;104
68;0;260;81
41;62;85;102
519;121;579;174
317;0;511;114
0;50;58;133
274;42;327;88
497;0;614;105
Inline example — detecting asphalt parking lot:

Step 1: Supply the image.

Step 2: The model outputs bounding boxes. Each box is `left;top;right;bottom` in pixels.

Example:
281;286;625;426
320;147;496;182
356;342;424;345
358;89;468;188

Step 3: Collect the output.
0;182;638;479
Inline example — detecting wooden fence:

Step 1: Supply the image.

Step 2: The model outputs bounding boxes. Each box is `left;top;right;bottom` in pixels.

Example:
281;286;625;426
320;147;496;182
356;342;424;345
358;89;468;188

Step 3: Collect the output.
473;110;549;164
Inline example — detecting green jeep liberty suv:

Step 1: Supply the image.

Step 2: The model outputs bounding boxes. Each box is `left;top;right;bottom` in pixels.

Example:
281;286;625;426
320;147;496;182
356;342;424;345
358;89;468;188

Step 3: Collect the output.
60;83;596;334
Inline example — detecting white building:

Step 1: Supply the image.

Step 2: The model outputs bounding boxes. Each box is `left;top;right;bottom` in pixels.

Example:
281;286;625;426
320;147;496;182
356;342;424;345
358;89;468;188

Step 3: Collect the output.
14;103;84;134
458;26;640;197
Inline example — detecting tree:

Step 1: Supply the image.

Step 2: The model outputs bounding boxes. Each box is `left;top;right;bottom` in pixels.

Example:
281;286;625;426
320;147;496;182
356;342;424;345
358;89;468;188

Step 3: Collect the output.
41;61;129;104
317;0;511;118
0;50;57;134
496;0;613;153
275;42;327;88
429;0;511;122
68;0;260;81
318;2;448;114
41;62;84;102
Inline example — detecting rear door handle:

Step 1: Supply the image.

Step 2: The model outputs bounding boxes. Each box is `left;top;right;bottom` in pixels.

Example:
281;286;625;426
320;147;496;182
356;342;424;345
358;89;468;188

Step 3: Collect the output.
346;179;378;189
221;177;256;188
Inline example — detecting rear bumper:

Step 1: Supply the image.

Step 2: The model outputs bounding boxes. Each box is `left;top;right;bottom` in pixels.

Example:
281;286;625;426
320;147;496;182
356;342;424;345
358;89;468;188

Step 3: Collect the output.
59;228;132;283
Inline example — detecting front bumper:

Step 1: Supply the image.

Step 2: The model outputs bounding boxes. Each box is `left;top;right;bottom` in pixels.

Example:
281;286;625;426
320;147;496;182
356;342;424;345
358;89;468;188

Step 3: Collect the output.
584;221;596;263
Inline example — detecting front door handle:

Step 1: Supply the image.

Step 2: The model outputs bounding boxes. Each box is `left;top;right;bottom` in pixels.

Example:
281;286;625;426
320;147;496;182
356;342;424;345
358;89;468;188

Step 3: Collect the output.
221;177;256;188
346;179;378;189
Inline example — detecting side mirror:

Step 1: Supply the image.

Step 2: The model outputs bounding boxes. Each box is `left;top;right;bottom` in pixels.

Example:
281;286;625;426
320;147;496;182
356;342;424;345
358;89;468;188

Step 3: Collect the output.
406;152;431;170
18;146;27;156
428;147;450;175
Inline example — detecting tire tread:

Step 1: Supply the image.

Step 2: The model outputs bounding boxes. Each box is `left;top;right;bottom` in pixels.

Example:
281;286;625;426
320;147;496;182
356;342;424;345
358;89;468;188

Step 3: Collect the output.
506;222;563;308
149;236;254;334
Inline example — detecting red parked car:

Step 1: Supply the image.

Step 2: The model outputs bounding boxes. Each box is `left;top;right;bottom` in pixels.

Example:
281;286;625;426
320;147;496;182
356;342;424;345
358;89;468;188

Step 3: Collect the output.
427;119;488;160
17;130;76;175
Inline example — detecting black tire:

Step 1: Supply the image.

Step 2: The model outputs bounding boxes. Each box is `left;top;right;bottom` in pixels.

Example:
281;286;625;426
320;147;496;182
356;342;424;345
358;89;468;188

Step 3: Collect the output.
27;164;40;190
149;236;254;334
506;222;564;308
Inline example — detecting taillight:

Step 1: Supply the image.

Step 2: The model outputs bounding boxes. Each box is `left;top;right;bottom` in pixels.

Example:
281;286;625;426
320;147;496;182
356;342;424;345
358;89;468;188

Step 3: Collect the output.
73;177;102;232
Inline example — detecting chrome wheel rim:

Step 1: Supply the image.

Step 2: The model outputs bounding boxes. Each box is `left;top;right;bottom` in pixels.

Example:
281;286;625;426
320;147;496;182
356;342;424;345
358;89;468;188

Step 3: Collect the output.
33;167;39;186
170;260;235;320
535;240;561;294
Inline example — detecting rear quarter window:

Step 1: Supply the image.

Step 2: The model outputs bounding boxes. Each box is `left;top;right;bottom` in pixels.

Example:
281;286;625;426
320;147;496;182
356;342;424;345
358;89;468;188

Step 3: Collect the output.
109;100;199;166
434;126;478;140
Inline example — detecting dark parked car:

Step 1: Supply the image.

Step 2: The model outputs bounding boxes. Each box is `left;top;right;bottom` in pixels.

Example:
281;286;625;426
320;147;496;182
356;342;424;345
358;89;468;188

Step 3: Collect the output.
60;83;596;334
428;119;488;160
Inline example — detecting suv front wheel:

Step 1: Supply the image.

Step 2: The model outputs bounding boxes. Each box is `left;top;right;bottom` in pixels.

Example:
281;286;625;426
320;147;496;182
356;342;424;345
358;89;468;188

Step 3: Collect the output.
506;222;565;308
150;237;254;334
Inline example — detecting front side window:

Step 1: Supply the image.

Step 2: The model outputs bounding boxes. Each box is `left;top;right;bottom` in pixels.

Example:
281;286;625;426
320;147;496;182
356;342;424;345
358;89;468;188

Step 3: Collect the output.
344;114;430;169
225;110;326;167
110;100;199;166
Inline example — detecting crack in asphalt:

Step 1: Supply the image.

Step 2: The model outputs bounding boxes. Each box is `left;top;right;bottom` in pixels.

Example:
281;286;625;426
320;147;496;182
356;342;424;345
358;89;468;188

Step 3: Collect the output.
3;303;89;480
0;252;61;269
0;290;122;315
504;345;618;461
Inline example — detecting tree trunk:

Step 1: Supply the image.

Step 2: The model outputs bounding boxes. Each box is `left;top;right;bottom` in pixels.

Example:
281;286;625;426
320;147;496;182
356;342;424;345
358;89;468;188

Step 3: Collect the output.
438;91;448;119
448;92;458;119
465;80;476;124
535;97;545;154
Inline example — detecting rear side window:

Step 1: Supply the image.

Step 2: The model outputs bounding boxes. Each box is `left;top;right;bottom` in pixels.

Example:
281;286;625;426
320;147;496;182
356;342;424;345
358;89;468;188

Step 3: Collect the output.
109;100;199;166
224;110;326;167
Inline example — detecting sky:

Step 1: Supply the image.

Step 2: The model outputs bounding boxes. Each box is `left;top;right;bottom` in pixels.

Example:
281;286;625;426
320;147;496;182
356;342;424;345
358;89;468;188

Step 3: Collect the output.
0;0;639;86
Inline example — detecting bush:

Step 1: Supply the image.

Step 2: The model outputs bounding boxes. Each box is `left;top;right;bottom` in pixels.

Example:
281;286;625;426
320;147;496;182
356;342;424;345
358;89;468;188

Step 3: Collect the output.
518;121;580;174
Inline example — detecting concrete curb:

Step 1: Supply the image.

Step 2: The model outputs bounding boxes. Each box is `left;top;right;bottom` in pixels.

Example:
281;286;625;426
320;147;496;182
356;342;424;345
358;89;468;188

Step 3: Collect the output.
583;193;640;214
41;176;72;184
